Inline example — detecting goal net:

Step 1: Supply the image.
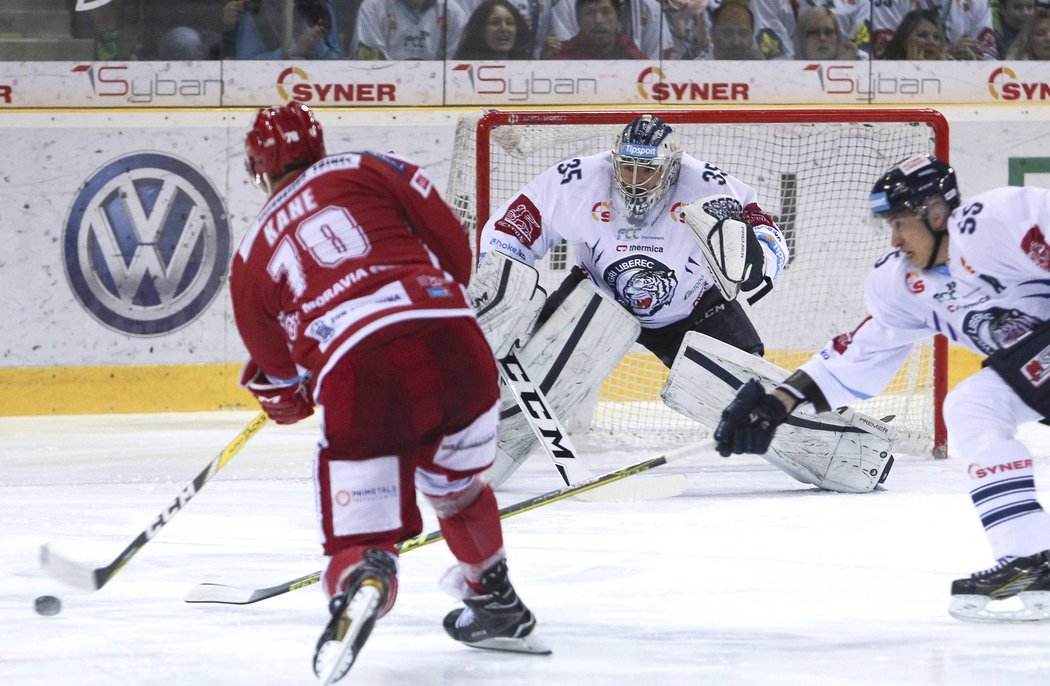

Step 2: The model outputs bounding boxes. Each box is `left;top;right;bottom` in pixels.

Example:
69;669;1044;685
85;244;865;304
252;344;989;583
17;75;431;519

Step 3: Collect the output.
446;109;949;457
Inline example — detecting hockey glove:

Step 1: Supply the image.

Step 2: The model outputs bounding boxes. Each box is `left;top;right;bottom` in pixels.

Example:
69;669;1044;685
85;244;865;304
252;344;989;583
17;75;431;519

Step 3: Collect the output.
240;361;314;425
713;379;789;457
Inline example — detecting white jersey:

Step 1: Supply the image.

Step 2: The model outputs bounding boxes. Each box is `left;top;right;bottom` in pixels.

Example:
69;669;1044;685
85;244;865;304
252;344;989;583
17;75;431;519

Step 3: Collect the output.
871;0;997;59
478;152;789;330
801;186;1050;410
351;0;467;60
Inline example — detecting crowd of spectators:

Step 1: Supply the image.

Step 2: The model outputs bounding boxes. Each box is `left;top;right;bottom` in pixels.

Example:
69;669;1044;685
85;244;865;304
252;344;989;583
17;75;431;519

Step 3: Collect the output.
67;0;1050;61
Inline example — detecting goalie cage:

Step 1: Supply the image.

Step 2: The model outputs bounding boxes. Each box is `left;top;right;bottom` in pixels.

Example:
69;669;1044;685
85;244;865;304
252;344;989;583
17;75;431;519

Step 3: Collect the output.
446;109;950;458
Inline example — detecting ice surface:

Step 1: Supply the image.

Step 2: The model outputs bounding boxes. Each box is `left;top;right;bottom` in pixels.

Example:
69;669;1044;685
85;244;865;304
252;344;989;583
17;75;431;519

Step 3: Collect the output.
3;411;1050;685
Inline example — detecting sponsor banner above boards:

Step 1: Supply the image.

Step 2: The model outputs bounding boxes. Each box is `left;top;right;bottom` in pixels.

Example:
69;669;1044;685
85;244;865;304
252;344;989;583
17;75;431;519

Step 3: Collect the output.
1;60;1049;107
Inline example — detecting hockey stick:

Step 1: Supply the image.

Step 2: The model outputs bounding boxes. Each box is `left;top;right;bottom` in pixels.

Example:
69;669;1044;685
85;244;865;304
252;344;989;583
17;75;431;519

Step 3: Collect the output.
40;411;270;591
184;439;707;605
498;351;687;502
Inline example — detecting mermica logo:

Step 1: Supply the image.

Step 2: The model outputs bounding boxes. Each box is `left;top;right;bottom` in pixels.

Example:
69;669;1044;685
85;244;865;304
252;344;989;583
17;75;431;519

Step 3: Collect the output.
987;66;1050;101
276;66;396;103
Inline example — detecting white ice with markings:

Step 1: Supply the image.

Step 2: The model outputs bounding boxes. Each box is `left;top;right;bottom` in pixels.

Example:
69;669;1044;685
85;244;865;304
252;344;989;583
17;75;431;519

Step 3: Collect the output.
3;411;1050;685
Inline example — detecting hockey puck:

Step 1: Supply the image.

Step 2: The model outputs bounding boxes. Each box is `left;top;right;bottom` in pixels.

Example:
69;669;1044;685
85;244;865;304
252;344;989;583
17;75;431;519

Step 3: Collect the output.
34;595;62;616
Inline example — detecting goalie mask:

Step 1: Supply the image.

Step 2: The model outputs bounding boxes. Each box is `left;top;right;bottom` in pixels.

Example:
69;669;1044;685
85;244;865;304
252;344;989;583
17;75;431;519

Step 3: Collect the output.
612;115;682;218
869;153;959;221
245;101;326;194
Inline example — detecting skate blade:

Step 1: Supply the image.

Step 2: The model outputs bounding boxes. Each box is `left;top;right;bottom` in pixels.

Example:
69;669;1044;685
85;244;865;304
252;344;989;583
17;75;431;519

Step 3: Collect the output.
315;585;382;684
948;591;1050;623
574;474;687;503
461;633;552;655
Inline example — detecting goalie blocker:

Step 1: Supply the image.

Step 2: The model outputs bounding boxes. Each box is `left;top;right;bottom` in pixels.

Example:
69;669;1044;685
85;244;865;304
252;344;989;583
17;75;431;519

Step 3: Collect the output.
662;331;897;493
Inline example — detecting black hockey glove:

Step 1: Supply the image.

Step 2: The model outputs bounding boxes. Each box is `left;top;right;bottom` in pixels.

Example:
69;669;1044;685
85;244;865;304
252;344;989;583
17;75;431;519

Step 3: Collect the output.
714;379;790;457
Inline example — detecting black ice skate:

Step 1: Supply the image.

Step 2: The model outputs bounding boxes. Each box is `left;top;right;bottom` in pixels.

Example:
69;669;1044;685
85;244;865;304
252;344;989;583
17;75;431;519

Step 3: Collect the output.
443;560;551;655
313;549;397;684
948;550;1050;623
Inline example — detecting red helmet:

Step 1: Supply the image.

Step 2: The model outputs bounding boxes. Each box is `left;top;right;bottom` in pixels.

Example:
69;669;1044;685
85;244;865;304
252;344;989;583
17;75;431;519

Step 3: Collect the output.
245;101;326;192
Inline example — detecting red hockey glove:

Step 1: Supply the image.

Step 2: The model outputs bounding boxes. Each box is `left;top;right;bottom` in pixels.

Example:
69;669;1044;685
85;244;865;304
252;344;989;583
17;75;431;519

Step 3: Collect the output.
240;361;314;425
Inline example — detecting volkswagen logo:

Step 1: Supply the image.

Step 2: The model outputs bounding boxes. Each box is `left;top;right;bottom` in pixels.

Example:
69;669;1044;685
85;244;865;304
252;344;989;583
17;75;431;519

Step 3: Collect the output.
63;152;230;336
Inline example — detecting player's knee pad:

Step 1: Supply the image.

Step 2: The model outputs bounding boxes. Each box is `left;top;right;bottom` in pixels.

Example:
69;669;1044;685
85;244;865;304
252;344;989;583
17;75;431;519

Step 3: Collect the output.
420;472;485;517
317;453;422;554
430;402;499;476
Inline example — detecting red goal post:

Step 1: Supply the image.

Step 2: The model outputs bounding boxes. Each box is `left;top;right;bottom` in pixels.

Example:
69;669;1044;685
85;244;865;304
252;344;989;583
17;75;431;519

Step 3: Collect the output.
449;108;949;457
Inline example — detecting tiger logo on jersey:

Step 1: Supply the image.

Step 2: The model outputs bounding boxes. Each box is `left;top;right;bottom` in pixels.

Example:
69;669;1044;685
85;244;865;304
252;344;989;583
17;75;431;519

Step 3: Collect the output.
962;307;1042;355
603;255;677;318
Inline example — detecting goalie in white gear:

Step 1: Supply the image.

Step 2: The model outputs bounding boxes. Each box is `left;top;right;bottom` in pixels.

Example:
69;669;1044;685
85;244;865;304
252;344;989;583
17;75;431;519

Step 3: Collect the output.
714;152;1050;623
473;114;789;484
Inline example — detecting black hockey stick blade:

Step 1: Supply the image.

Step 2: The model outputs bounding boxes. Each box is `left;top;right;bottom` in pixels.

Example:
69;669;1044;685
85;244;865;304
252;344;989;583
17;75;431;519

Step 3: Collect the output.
41;412;269;591
184;439;708;605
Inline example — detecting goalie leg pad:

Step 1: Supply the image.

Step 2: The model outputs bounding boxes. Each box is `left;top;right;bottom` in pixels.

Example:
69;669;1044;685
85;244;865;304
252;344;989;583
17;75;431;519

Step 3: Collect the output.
485;278;641;487
661;331;897;493
469;251;546;359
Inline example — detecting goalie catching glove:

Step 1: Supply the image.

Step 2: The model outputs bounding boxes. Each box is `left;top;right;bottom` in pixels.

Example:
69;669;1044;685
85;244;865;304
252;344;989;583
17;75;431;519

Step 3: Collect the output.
683;195;766;300
240;361;313;424
714;379;789;456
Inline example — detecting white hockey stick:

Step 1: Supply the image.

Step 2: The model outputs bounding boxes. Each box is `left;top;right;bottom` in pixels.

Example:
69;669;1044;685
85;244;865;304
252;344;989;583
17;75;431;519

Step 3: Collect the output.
184;440;706;605
498;351;687;502
40;412;270;591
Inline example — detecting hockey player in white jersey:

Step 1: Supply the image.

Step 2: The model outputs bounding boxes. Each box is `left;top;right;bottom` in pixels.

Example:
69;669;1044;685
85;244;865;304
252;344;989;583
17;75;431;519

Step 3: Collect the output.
472;114;789;485
714;153;1050;622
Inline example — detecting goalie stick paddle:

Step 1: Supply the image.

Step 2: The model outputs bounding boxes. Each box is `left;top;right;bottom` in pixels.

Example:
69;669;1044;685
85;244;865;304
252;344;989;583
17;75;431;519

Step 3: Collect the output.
183;439;708;605
40;411;270;592
498;352;687;502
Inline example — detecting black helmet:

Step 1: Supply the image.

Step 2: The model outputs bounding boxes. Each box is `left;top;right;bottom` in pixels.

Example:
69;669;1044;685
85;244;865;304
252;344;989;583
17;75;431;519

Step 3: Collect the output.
869;153;960;218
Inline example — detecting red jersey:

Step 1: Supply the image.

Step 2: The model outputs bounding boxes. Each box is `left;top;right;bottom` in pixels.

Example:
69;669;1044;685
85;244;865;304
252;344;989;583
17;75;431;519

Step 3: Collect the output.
230;152;474;396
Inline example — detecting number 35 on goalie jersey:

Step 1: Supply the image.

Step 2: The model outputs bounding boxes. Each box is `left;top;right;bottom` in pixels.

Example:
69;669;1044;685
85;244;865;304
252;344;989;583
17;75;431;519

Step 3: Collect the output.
479;152;788;329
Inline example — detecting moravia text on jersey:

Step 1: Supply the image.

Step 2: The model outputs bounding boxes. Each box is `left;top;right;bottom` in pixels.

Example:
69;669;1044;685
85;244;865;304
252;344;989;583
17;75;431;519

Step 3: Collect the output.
230;152;475;397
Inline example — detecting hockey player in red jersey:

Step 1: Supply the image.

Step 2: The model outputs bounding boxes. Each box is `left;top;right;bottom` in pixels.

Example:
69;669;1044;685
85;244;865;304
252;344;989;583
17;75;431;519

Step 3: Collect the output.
230;102;548;682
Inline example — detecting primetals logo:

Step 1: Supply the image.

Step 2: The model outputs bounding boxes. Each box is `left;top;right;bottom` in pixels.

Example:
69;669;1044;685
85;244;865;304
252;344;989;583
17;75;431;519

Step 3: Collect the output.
63;153;230;336
636;66;748;102
276;66;396;103
988;66;1050;100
